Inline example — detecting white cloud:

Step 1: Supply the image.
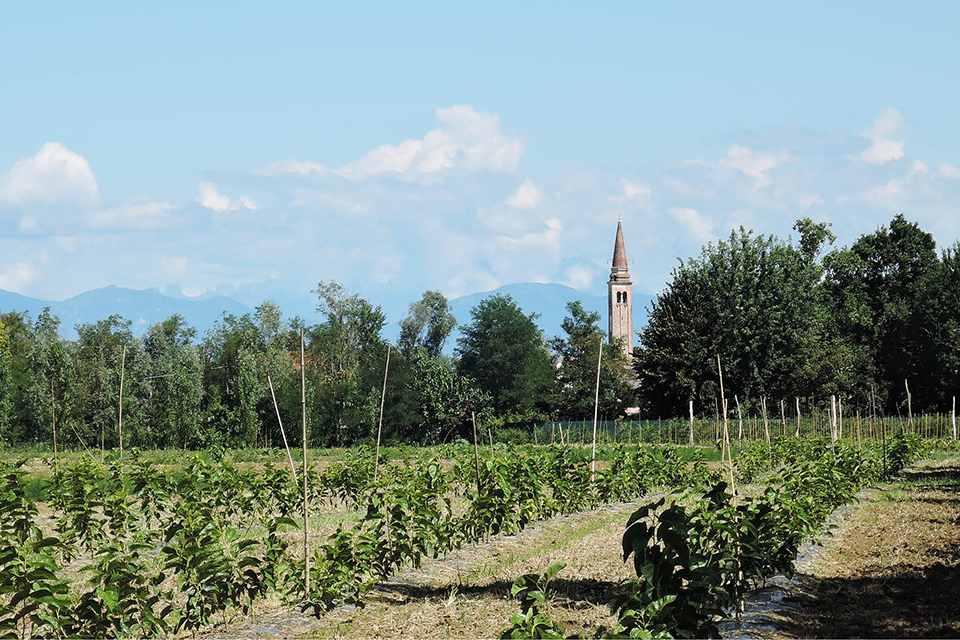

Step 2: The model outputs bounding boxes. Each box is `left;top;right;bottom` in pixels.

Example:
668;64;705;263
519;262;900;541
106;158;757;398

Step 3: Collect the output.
719;145;794;188
505;178;543;209
253;159;329;176
860;107;905;165
863;179;905;206
0;262;40;293
337;105;524;182
85;201;183;229
560;264;596;291
669;207;715;242
0;142;99;206
797;193;825;211
197;183;255;212
18;217;37;233
609;177;652;204
939;163;960;180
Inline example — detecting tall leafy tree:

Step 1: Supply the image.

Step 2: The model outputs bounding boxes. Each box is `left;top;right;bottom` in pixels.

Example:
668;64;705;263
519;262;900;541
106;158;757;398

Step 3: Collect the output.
310;281;388;446
0;319;12;443
824;214;944;411
635;222;832;416
141;315;203;448
551;301;636;419
456;294;554;420
398;290;457;357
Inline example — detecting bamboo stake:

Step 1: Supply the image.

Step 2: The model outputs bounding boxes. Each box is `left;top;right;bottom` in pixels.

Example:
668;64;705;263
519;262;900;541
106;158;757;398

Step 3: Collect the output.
779;399;786;438
905;379;913;430
118;345;126;461
829;395;837;450
591;337;603;483
373;347;391;481
689;400;695;446
795;397;800;437
300;328;309;598
761;397;770;444
717;355;736;503
51;379;57;462
953;396;957;440
268;374;298;484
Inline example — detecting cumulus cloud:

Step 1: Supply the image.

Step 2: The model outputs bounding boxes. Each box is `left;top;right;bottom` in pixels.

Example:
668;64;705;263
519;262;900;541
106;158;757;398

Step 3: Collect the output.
0;262;40;293
860;107;906;165
669;207;715;242
719;145;794;188
197;183;257;212
85;201;184;230
939;163;960;180
505;178;543;209
0;142;99;206
337;105;524;182
560;264;596;291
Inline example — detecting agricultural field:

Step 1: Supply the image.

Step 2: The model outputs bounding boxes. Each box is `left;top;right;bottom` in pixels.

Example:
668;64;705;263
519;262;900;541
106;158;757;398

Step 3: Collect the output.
1;430;951;639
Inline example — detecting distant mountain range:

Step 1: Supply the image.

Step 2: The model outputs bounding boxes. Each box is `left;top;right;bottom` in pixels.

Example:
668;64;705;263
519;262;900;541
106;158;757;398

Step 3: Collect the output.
0;283;655;346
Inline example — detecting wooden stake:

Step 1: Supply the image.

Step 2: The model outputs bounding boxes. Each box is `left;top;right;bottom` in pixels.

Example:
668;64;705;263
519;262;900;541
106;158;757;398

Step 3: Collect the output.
591;337;603;483
795;397;800;437
268;374;298;484
300;328;309;598
716;355;736;503
905;379;913;430
689;399;695;446
761;396;770;444
829;395;837;450
118;345;126;461
51;379;57;462
373;347;391;481
838;396;843;439
779;398;786;438
952;396;957;440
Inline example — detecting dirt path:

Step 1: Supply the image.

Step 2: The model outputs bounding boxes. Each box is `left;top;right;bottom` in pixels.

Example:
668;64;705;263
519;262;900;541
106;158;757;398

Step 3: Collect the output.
771;456;960;638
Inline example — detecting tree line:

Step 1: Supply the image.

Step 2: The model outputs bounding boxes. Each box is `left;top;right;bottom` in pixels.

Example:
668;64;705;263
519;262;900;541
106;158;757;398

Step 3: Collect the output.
0;282;634;449
634;214;960;420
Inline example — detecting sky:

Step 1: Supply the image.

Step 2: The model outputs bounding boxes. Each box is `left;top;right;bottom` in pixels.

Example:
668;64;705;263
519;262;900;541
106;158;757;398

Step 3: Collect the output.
2;1;960;309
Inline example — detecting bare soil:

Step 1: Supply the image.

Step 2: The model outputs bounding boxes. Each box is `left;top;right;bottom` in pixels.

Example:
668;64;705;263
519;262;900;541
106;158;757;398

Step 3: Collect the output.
774;456;960;638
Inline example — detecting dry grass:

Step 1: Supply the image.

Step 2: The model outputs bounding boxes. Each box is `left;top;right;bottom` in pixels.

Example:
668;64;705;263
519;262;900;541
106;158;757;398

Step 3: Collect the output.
776;456;960;638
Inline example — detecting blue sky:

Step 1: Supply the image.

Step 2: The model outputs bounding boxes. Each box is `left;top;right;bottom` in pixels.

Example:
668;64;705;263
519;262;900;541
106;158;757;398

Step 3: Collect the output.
2;2;960;308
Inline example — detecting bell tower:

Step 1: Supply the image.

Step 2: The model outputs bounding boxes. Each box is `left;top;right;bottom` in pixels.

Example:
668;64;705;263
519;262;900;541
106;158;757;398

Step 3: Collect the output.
607;220;633;356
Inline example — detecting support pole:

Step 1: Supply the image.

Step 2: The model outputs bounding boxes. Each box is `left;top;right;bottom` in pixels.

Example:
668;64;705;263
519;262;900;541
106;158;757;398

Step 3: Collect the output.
118;345;126;461
268;374;298;484
300;328;309;598
689;400;695;446
591;337;603;483
472;412;482;491
373;347;391;481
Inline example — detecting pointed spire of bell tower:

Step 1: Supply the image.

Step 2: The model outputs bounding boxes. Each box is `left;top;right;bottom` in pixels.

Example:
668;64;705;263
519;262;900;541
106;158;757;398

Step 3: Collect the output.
607;220;633;356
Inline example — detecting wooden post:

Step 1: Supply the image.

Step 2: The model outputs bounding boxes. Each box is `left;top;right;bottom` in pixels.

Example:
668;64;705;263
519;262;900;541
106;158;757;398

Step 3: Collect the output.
472;412;482;490
905;379;913;430
953;396;957;441
829;395;837;450
591;337;603;483
118;345;126;461
268;374;298;484
761;397;770;444
779;398;786;438
717;355;736;502
51;379;57;462
373;347;391;482
689;400;695;446
795;397;800;437
300;328;309;598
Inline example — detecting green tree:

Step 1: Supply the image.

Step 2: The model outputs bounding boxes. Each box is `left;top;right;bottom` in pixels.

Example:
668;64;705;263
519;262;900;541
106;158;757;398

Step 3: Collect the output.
309;282;388;446
823;214;944;411
456;294;554;420
141;315;203;448
635;223;831;417
23;309;76;448
551;301;636;420
0;320;12;443
398;290;457;357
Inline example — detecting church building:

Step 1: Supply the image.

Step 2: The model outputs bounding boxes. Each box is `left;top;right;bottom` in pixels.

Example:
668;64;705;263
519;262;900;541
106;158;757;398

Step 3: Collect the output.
607;221;633;356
